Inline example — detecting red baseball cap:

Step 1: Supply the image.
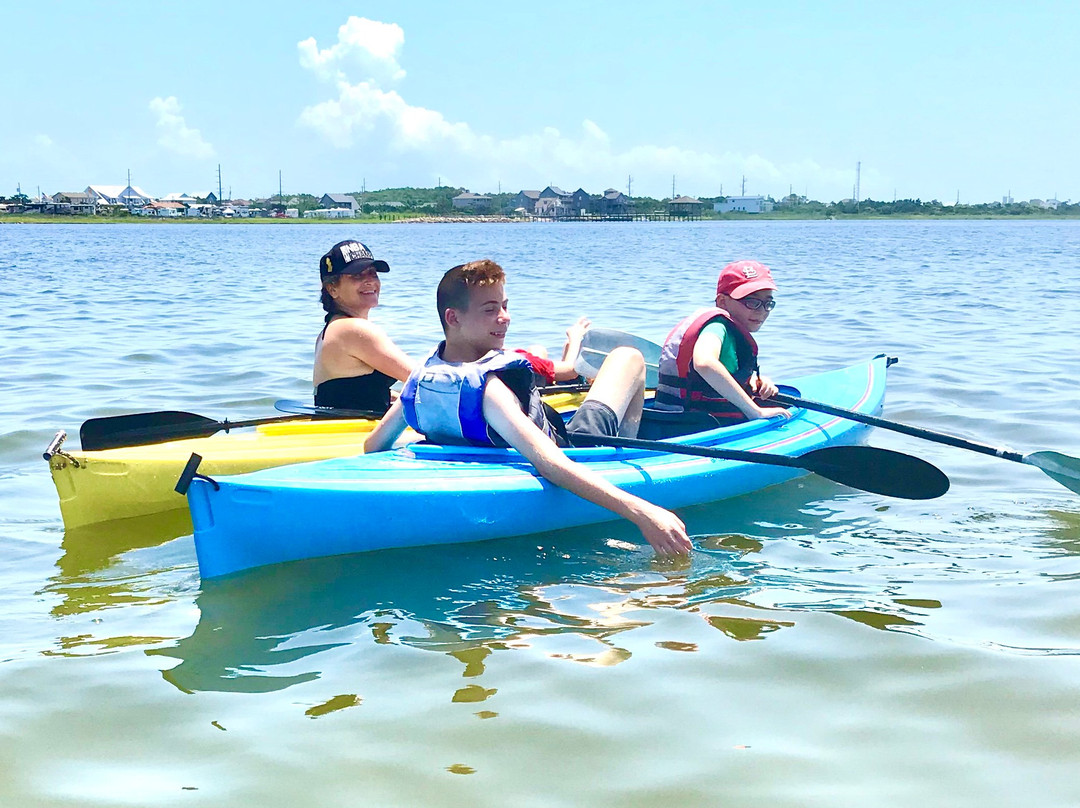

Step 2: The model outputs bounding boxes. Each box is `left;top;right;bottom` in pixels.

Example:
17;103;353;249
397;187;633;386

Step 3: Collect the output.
715;260;777;300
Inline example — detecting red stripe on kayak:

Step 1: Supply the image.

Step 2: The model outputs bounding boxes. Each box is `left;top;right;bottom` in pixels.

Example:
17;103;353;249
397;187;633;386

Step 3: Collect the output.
755;362;877;454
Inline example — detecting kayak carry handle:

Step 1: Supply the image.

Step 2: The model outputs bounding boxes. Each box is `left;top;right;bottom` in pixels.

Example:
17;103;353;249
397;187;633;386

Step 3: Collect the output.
43;430;67;461
43;430;81;467
175;453;219;495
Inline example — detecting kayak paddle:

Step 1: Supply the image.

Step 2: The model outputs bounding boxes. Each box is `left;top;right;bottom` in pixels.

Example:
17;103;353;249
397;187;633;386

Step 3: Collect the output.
273;383;596;420
569;434;950;500
579;327;1079;496
80;407;374;452
769;392;1080;496
274;399;388;419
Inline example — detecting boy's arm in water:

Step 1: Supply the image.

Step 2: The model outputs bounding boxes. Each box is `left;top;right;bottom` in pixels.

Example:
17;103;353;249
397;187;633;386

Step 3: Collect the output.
482;377;691;556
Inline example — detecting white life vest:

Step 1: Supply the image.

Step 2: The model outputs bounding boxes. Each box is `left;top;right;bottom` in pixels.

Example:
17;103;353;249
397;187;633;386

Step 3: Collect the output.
400;344;559;447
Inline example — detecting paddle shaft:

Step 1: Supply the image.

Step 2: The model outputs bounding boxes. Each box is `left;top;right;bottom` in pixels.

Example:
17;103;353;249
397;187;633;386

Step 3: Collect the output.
275;386;594;421
571;433;802;468
770;392;1026;463
539;382;592;395
83;413;312;451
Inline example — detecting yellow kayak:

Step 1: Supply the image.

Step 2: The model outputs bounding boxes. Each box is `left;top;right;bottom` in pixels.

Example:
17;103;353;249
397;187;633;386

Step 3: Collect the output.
45;392;586;529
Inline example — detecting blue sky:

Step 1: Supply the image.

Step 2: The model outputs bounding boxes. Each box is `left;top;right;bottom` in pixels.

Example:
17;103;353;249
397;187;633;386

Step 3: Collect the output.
4;1;1077;203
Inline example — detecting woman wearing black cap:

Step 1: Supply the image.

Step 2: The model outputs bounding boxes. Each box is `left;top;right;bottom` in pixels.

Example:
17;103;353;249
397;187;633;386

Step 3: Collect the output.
313;240;414;412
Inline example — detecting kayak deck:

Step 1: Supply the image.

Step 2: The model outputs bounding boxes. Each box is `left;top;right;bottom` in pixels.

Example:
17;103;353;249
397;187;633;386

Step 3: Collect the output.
46;418;377;528
188;357;889;578
46;390;587;529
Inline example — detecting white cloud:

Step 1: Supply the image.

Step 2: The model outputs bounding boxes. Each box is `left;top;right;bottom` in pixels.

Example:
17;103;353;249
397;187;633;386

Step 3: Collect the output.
298;16;405;83
298;80;473;150
149;96;214;159
296;17;860;199
35;134;54;148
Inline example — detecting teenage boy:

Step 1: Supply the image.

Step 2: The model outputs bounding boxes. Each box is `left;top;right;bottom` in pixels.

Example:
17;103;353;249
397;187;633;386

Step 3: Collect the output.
365;259;692;556
652;260;791;430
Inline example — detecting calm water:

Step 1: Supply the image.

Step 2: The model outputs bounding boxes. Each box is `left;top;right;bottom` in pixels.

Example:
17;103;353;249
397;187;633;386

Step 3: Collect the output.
2;220;1080;807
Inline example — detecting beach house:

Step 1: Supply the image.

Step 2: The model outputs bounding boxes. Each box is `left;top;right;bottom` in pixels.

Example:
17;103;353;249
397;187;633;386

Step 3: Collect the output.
713;195;774;213
451;192;493;212
509;190;540;214
535;186;572;217
319;193;359;214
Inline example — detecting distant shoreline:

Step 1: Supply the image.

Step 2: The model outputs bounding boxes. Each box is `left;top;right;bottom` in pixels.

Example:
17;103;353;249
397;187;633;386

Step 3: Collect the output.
3;212;1080;225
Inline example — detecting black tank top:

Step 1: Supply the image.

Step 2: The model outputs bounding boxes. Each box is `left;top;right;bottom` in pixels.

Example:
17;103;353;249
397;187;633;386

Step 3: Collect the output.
315;315;395;413
314;370;396;412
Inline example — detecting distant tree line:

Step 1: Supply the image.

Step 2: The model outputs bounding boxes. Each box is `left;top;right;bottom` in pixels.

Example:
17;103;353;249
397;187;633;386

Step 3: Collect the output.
4;188;1077;219
763;196;1080;217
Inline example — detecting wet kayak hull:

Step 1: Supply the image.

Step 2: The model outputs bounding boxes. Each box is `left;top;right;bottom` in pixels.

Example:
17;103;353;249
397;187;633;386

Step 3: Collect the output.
188;357;890;578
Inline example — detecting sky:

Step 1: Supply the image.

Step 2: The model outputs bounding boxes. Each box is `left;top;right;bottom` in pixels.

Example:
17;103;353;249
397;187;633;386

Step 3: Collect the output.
3;1;1078;203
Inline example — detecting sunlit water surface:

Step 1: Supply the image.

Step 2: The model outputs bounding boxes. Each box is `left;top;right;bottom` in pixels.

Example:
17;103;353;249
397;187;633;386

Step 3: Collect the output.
2;220;1080;807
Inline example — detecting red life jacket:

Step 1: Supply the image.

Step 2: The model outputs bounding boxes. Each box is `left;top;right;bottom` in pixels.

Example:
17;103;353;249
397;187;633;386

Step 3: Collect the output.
654;308;759;420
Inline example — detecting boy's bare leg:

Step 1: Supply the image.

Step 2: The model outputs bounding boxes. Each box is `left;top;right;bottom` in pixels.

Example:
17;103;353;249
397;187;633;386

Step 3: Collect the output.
582;346;645;437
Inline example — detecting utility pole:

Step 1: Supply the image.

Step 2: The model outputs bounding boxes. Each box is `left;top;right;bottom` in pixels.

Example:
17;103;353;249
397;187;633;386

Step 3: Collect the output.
741;175;746;195
218;164;223;203
278;170;282;205
855;161;861;206
627;174;632;197
672;175;676;199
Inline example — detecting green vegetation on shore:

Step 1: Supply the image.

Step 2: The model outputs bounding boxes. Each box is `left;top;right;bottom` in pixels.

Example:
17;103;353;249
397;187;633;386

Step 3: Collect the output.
4;185;1078;224
0;212;427;225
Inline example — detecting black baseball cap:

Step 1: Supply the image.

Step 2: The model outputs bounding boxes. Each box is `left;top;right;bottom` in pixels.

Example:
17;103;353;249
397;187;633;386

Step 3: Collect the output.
319;240;390;281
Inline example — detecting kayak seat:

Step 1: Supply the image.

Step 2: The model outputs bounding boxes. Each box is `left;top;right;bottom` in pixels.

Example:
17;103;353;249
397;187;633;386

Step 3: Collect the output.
637;383;800;440
638;406;733;440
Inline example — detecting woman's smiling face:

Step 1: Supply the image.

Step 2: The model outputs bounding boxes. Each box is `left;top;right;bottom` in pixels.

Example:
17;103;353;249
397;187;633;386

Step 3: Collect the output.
329;268;381;313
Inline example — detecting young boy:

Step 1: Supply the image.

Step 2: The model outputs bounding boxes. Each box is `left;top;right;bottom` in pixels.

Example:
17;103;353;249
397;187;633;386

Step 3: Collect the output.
364;259;691;557
652;260;790;431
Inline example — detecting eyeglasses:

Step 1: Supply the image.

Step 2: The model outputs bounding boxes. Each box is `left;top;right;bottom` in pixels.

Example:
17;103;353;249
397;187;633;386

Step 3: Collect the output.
739;297;776;312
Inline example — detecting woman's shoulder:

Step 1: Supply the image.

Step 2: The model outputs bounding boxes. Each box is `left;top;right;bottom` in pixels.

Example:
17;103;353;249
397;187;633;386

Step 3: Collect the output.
324;316;387;342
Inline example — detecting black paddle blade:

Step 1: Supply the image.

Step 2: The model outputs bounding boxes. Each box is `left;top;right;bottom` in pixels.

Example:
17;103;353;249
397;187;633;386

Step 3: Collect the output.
80;411;218;451
798;445;950;500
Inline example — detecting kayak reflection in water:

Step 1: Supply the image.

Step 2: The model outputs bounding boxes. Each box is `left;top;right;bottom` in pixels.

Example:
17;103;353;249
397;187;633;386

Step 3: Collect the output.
313;240;415;412
364;259;693;557
647;259;791;439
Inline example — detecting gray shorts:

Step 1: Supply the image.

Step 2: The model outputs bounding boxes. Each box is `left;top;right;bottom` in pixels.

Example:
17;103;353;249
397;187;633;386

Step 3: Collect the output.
565;400;619;438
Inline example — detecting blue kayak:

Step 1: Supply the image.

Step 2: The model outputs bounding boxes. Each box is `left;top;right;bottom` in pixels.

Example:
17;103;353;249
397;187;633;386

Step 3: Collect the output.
187;356;889;578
